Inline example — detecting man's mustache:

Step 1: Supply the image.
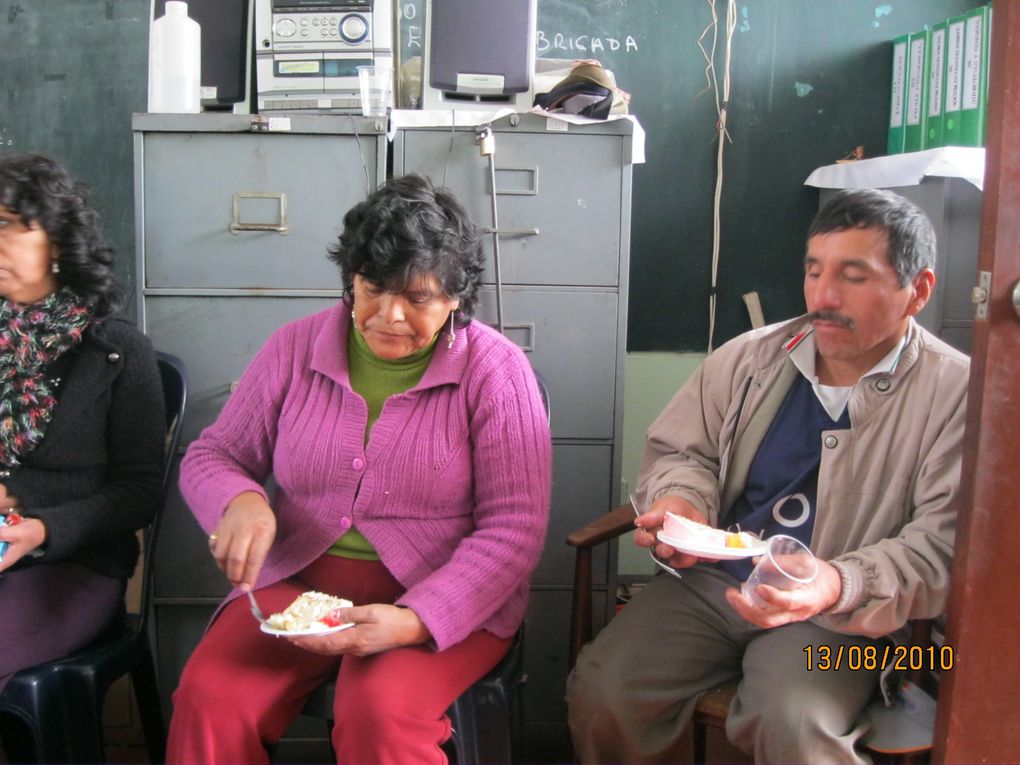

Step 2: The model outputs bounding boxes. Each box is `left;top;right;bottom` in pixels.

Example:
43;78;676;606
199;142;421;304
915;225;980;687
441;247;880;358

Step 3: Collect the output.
807;310;855;329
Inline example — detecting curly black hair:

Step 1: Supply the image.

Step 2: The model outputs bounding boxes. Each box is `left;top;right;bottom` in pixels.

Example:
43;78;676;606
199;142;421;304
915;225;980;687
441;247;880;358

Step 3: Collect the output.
328;174;485;321
0;152;124;317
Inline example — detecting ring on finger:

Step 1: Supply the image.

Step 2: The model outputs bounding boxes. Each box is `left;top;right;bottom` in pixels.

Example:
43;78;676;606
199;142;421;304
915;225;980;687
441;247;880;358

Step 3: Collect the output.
208;533;219;544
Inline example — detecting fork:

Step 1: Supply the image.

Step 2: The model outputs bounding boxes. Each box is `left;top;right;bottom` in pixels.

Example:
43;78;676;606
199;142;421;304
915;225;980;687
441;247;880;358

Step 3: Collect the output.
630;493;684;580
246;589;270;625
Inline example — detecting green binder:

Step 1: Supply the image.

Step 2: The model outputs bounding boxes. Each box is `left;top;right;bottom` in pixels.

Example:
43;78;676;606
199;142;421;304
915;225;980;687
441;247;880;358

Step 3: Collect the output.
960;6;989;145
945;6;988;146
924;21;948;149
887;34;909;155
904;30;928;153
943;13;967;146
982;2;993;143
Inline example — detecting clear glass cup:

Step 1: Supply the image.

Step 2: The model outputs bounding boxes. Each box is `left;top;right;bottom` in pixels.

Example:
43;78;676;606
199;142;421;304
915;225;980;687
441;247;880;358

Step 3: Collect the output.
357;66;393;116
740;534;817;607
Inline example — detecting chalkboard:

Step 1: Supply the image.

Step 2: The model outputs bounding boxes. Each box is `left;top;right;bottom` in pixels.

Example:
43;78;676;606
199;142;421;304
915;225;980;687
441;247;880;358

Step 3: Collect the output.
1;1;980;348
0;0;150;318
399;0;978;350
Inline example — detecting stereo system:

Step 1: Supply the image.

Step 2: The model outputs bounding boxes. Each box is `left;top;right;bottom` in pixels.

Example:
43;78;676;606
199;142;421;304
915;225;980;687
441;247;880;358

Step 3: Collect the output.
150;0;536;115
254;0;393;113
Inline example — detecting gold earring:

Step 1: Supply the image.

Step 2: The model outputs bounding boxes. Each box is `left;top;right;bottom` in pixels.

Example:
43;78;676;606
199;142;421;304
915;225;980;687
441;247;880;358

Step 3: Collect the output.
447;312;456;349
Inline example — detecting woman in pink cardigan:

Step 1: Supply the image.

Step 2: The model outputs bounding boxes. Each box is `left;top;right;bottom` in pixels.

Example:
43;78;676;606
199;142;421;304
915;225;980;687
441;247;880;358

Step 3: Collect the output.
166;175;552;765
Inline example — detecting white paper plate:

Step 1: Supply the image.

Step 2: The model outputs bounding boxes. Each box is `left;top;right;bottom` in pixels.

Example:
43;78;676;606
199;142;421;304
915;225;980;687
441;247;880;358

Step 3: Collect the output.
259;621;355;638
656;531;766;560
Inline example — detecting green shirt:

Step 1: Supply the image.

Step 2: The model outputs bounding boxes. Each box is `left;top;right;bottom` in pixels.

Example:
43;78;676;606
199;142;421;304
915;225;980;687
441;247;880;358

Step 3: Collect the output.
327;325;437;560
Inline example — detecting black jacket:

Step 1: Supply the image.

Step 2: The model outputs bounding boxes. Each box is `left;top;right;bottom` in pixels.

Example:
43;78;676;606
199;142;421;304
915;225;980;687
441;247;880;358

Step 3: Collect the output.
6;315;165;580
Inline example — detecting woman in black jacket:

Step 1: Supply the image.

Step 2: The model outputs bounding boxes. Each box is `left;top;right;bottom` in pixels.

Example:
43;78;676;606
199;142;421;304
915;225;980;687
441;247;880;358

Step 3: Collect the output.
0;153;164;694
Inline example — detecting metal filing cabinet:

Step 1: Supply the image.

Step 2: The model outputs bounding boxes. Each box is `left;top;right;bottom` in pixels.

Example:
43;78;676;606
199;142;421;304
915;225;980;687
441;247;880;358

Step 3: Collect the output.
888;178;981;354
132;113;386;752
394;113;634;758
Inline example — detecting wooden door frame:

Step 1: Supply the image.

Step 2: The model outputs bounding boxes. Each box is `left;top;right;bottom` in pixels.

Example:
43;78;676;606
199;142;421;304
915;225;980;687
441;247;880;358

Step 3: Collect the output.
933;3;1020;762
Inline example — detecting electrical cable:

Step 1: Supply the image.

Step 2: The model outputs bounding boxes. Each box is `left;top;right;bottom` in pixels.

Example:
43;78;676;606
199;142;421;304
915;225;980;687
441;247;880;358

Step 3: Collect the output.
697;0;719;106
439;122;506;337
706;0;737;353
443;111;456;188
477;126;505;334
345;114;373;197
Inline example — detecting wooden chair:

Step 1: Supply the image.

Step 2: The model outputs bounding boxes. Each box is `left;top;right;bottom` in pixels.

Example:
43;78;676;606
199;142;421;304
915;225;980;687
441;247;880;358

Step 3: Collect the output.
566;503;635;669
567;503;935;764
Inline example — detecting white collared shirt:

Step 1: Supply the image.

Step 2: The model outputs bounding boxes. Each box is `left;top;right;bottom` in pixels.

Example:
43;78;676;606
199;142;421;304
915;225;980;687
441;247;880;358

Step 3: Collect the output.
785;328;907;421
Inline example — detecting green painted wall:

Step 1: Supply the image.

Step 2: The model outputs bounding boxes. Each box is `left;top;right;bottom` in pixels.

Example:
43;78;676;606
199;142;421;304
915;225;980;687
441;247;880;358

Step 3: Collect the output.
618;351;705;574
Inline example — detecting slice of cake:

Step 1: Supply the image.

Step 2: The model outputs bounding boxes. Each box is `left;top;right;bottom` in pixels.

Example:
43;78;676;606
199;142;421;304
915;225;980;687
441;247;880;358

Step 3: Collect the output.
662;512;723;547
266;591;353;633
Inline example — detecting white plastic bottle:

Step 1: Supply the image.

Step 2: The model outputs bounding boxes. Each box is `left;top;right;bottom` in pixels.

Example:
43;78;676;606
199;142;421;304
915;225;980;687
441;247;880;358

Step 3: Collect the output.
147;1;201;113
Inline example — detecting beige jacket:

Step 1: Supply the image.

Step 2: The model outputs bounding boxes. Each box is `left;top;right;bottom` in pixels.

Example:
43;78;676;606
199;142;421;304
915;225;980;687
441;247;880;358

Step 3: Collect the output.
637;316;969;638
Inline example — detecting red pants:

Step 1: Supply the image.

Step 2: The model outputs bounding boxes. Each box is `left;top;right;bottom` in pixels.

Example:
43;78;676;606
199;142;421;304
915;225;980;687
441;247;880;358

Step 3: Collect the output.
165;555;511;765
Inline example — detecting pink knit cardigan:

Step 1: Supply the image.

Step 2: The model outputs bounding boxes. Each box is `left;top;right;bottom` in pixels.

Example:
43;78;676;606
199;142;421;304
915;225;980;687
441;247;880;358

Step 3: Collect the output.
180;303;552;650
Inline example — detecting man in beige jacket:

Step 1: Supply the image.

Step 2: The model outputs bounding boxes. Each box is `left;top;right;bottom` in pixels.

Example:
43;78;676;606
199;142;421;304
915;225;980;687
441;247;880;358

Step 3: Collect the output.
567;188;969;763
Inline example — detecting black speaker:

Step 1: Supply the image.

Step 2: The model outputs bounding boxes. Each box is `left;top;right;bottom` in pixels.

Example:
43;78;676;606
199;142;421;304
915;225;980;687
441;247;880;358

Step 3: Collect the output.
421;0;536;111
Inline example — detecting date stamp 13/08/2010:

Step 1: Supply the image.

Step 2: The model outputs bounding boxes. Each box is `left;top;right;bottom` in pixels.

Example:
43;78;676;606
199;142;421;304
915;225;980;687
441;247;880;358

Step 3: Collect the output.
803;643;955;672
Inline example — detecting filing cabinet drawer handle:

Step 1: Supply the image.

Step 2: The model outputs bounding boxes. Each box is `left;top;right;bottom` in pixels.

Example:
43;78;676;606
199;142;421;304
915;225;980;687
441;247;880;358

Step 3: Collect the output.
483;227;540;237
486;322;535;352
492;166;539;196
230;192;290;235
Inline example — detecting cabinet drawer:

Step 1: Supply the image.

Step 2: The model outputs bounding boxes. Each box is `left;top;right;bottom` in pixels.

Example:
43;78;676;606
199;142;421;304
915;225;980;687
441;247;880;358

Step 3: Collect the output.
939;180;982;322
141;132;380;289
534;444;614;586
144;296;338;444
154;480;232;598
397;130;625;287
154;602;216;718
476;288;621;440
521;589;609;726
940;324;972;354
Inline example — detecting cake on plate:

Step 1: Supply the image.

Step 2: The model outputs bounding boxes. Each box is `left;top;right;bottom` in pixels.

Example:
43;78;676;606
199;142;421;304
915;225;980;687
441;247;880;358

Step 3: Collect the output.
266;590;353;633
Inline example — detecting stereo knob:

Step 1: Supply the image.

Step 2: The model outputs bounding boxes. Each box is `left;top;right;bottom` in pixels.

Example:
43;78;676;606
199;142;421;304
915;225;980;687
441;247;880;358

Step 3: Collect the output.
274;18;297;37
339;14;368;43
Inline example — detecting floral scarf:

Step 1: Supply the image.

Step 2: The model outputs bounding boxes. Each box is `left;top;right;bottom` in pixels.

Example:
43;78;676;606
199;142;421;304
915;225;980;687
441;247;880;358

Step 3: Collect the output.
0;287;93;466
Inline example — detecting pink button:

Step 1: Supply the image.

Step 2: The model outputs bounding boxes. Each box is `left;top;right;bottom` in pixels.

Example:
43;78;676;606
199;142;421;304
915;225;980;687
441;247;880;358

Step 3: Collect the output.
352;458;365;471
340;517;352;530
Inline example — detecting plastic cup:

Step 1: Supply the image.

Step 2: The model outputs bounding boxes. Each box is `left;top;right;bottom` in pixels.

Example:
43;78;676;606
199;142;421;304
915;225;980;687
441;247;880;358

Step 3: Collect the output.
357;66;393;117
740;534;817;607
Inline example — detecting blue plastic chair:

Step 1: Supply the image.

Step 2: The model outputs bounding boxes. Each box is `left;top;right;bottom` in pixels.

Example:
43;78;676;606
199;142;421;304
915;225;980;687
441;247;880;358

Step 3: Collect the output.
0;351;187;763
